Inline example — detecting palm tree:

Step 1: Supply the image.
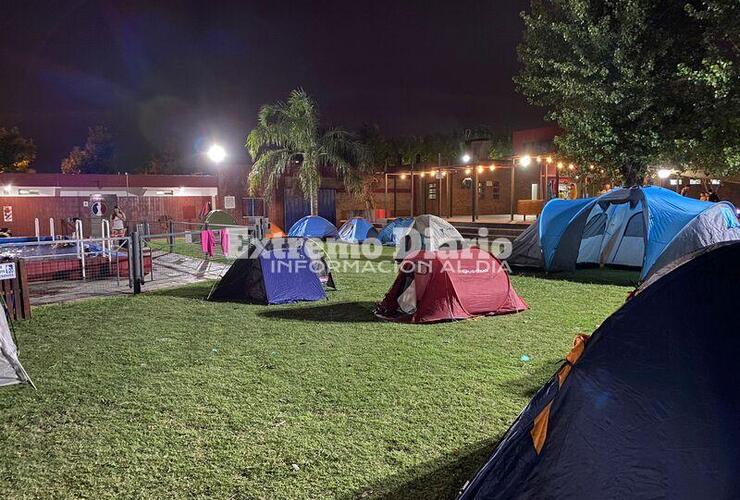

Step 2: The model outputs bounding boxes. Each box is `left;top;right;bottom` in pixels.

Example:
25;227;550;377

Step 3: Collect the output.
246;89;366;215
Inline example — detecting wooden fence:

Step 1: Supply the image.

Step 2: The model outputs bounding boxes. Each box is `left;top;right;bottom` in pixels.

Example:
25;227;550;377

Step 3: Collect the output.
0;258;31;320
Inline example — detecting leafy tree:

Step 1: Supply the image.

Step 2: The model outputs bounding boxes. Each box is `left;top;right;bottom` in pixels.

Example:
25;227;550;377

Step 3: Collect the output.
0;127;36;172
60;125;116;174
488;131;514;159
145;143;181;174
60;147;87;174
246;89;366;214
373;128;511;166
516;0;737;185
671;0;739;176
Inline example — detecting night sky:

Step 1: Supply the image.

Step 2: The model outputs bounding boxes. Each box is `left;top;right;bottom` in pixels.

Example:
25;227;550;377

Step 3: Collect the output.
0;0;543;172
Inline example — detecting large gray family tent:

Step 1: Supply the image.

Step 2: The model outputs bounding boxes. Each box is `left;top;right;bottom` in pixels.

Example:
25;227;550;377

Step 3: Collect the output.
459;241;740;499
0;299;33;389
508;186;740;280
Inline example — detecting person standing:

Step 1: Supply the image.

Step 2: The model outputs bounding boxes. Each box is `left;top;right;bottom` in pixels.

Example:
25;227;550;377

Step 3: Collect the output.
707;188;720;202
111;206;127;238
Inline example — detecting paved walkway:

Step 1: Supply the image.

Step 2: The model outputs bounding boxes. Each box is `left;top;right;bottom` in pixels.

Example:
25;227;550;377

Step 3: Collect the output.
28;252;230;305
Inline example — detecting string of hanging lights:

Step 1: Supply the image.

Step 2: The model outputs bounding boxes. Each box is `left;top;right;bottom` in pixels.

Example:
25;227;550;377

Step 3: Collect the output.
384;153;609;179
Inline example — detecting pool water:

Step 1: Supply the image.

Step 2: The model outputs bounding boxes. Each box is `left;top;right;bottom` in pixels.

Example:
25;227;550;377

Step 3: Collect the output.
0;239;105;260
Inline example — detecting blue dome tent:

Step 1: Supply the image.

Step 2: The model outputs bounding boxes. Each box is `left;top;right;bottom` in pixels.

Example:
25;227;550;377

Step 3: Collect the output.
459;241;740;499
337;217;378;243
508;186;740;280
378;217;414;246
287;215;339;239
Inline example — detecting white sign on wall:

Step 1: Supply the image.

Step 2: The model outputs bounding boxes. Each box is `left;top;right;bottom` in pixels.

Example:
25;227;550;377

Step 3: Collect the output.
0;262;17;280
224;196;236;209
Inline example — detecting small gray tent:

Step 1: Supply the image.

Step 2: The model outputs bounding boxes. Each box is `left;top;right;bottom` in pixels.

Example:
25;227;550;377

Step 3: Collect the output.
397;214;466;260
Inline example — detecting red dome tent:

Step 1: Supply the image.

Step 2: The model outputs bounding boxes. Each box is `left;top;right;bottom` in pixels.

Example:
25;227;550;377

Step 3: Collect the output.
375;247;528;323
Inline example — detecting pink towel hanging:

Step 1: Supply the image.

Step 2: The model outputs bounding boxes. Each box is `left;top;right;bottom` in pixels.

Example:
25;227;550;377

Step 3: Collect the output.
200;230;216;257
220;228;230;256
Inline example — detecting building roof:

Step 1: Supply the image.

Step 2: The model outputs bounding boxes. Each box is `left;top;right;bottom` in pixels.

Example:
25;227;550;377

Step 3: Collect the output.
0;172;219;188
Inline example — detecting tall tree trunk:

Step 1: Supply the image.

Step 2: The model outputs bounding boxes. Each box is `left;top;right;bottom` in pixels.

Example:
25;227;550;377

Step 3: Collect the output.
310;189;318;216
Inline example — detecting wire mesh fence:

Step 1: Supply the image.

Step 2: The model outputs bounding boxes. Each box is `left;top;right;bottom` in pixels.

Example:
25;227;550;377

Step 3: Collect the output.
0;237;133;304
0;219;269;305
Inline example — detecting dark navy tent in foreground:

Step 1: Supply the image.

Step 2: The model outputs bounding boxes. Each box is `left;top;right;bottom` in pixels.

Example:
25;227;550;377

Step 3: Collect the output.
459;241;740;500
338;217;378;243
378;217;414;246
509;186;740;280
287;215;339;239
208;239;334;305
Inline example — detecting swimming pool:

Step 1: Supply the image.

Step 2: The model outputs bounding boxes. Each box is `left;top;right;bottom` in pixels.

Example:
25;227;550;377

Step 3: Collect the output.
0;237;106;260
0;237;150;282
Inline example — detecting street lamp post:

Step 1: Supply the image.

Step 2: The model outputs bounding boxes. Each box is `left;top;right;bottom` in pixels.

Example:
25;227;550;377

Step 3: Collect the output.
511;155;531;221
461;154;473;222
657;168;671;188
206;143;227;210
473;166;478;223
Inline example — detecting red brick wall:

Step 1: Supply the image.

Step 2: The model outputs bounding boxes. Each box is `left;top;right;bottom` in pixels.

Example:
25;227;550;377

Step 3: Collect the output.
1;195;212;237
672;180;740;207
371;165;547;218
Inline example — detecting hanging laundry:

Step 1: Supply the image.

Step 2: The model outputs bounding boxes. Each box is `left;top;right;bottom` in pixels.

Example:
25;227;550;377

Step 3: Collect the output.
200;230;216;257
220;228;230;256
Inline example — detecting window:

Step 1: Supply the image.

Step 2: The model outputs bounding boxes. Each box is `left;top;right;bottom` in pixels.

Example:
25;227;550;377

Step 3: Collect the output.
428;182;437;200
492;181;500;200
582;212;608;238
243;198;266;216
623;212;645;237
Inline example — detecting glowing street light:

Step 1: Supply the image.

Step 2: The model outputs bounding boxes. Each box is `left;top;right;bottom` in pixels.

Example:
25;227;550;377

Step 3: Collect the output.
461;153;471;164
488;165;495;172
519;155;532;167
206;144;227;164
477;165;484;174
657;168;672;179
464;167;472;175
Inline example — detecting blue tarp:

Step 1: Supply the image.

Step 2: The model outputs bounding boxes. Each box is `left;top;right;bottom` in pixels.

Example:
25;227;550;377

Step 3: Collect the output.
259;244;326;304
378;217;414;246
537;186;740;279
337;217;378;243
287;215;339;239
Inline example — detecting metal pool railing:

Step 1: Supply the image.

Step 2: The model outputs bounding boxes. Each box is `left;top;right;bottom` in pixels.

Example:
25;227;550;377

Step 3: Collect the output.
1;218;269;305
0;234;134;304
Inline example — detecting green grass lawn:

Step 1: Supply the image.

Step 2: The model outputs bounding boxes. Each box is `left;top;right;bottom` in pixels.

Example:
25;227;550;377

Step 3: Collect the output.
0;250;634;499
